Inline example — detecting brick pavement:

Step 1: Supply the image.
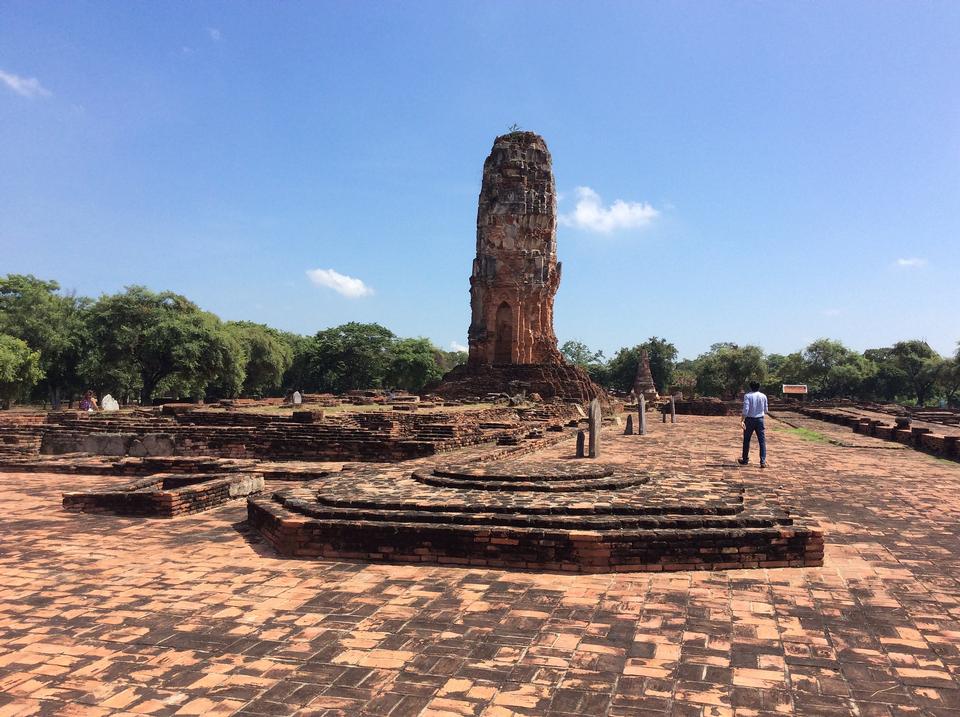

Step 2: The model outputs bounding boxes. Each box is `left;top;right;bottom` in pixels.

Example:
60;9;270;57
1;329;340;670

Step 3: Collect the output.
1;415;959;716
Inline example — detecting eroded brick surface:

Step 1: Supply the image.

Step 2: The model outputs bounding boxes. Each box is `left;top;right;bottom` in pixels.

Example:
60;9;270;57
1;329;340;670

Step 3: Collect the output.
1;415;960;715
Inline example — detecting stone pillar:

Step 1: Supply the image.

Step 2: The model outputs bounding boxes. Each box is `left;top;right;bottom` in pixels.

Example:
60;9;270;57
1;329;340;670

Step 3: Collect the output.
639;396;647;436
624;414;634;435
670;396;676;424
588;398;601;458
576;430;586;458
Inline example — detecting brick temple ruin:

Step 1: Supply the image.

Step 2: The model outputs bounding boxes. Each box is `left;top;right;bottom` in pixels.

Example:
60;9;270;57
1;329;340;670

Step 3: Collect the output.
0;130;826;574
436;131;607;403
243;132;820;573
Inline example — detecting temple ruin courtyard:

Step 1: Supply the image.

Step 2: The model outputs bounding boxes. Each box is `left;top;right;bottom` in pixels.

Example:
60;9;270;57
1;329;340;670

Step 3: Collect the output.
3;413;960;717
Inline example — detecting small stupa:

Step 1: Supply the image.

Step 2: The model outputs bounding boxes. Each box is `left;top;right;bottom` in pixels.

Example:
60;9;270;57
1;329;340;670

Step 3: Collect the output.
633;349;659;403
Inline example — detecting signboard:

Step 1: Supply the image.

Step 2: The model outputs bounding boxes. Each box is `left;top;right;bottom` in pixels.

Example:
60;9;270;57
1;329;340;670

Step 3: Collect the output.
782;384;808;395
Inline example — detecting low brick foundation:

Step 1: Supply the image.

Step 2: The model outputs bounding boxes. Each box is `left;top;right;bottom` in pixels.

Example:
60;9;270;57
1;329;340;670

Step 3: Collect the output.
22;404;583;463
801;408;959;461
63;471;263;517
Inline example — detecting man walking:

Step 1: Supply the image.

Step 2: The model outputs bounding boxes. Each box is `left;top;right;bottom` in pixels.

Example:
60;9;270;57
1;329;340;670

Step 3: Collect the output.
738;381;768;468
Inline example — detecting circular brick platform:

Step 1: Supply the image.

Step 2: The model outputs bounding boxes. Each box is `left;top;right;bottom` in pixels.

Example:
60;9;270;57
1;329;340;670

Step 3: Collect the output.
411;460;648;491
248;456;823;572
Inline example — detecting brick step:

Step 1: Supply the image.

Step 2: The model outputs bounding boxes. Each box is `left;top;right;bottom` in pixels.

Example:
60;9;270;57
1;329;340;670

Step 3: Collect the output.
286;503;792;531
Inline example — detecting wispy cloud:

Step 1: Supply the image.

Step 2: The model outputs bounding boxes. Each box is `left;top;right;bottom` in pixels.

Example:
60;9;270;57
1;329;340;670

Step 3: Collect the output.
821;308;842;317
895;257;927;268
207;27;222;42
450;341;468;353
0;69;52;99
306;268;374;298
559;186;658;234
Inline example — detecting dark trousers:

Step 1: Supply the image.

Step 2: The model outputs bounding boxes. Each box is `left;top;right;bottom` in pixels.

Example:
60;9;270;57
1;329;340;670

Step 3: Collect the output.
742;417;766;463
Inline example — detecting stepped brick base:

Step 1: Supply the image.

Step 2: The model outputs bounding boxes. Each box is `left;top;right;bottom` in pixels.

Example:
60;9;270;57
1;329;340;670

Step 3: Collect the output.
248;459;822;573
434;363;609;405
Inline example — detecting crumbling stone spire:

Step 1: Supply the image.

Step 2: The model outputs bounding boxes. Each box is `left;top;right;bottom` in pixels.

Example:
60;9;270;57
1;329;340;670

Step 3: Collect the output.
634;349;659;402
467;131;564;367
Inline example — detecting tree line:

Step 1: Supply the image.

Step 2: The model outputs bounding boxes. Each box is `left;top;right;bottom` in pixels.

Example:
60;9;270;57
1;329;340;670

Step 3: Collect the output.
3;274;957;409
0;275;466;408
562;336;960;406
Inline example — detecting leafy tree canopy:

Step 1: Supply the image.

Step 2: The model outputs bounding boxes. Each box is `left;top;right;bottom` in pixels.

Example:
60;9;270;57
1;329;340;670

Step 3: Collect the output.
0;274;88;406
0;334;44;407
307;322;396;394
81;286;237;403
224;322;294;397
385;337;445;393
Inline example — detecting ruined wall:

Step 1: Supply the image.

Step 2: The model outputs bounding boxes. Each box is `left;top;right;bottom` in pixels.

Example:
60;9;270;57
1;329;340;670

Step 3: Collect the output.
468;131;564;367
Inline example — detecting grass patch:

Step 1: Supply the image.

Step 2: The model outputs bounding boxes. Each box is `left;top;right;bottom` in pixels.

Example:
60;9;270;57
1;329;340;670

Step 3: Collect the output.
923;453;960;467
781;427;834;444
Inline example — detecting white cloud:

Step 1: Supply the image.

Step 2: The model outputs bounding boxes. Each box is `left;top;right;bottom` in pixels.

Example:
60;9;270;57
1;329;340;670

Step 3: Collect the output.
0;69;52;99
822;308;842;317
896;257;927;268
450;341;468;353
559;186;658;234
306;268;374;298
208;27;222;41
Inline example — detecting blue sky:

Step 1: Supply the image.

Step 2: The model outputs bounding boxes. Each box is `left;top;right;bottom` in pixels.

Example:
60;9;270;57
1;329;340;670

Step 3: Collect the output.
2;2;958;360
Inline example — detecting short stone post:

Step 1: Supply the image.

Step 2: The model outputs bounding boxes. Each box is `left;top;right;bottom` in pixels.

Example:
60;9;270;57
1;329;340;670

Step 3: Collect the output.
588;398;601;458
576;430;586;458
624;414;634;435
639;396;647;435
670;396;676;424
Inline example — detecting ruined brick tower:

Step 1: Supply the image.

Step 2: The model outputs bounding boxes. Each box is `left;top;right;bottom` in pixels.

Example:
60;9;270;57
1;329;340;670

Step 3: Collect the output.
468;131;564;367
435;131;607;404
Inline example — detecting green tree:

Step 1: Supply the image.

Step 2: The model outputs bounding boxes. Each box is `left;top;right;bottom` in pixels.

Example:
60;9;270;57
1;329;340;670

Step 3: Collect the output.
81;286;239;404
0;334;44;408
604;338;677;394
890;340;943;406
0;274;89;407
605;346;642;393
306;322;396;393
437;349;468;373
862;347;908;401
560;340;608;385
693;343;767;398
794;339;877;398
672;370;697;398
560;340;603;367
640;337;677;393
939;353;960;406
184;323;247;401
280;332;312;392
385;338;445;392
224;322;293;397
799;339;860;397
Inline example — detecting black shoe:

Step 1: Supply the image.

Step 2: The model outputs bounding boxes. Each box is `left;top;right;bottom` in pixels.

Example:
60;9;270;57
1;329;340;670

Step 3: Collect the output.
737;458;748;466
760;461;767;468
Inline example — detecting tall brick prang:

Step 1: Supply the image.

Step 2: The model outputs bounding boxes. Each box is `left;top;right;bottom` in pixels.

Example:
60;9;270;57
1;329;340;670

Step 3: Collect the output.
467;131;564;367
436;131;607;404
